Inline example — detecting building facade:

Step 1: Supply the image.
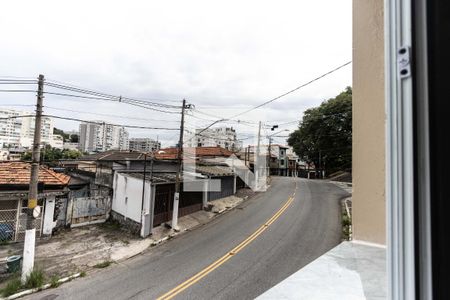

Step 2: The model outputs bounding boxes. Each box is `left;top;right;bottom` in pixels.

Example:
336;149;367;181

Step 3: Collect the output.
129;138;160;152
0;109;63;150
188;127;241;151
79;122;129;153
0;109;23;148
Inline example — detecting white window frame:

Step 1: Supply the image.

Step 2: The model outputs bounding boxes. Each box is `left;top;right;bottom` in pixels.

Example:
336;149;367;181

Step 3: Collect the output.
384;0;432;299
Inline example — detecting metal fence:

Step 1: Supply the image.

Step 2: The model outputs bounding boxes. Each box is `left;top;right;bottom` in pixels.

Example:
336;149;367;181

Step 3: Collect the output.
0;199;43;242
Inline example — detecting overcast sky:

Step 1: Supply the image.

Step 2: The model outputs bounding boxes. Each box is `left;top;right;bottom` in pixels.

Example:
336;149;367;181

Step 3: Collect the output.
0;0;351;147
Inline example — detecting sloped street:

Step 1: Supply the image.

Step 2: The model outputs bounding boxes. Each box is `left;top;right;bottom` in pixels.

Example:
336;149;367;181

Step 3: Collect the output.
27;177;349;300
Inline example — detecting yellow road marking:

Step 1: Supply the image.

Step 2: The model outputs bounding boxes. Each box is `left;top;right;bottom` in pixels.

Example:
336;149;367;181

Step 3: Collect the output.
157;186;297;300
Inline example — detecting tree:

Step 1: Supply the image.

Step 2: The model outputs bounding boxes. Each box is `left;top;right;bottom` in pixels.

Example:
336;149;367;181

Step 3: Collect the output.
53;128;70;142
70;134;79;143
288;87;352;175
21;145;83;162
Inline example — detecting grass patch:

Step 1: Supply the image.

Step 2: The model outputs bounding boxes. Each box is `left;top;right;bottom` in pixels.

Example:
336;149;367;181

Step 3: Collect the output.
341;208;352;241
80;270;87;277
342;214;351;227
93;261;112;269
0;277;22;297
49;275;61;288
24;268;45;289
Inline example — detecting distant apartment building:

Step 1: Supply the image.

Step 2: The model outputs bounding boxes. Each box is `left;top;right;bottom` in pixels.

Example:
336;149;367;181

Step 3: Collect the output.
188;127;241;151
79;122;129;153
0;109;62;149
0;110;23;148
63;142;79;151
129;138;160;152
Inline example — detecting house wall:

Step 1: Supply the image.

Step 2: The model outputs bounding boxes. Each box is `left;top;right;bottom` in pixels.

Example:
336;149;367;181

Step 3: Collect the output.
70;196;110;226
95;163;114;187
352;0;386;244
208;176;235;201
112;173;151;223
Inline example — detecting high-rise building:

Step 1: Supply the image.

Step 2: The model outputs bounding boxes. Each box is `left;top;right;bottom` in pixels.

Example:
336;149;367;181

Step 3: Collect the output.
129;138;160;152
187;127;241;151
0;109;62;149
79;122;129;153
0;110;24;148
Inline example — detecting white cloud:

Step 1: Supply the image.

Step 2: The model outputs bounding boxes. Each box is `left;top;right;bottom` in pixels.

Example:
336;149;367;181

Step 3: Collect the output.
0;0;351;146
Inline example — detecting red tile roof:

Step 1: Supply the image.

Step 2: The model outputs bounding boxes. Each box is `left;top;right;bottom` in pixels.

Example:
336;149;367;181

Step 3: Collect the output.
0;162;70;186
154;147;233;160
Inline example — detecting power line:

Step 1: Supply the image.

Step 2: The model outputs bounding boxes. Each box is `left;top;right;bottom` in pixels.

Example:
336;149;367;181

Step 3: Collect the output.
226;61;352;120
45;115;179;130
0;76;37;80
0;89;36;93
44;90;181;114
44;91;117;102
44;81;181;109
46;77;182;104
187;61;352;140
0;114;179;130
0;104;35;107
123;101;181;114
0;82;37;85
186;112;257;128
44;106;181;123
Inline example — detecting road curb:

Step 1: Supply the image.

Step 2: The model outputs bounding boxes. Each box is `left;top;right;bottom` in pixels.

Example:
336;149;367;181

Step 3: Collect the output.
1;273;81;300
1;193;253;299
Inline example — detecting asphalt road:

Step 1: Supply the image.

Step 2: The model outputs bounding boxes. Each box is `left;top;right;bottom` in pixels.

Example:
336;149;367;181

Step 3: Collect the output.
28;177;349;300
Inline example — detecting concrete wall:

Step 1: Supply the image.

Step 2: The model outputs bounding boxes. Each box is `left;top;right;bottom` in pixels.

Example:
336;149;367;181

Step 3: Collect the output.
42;195;56;235
352;0;386;244
71;196;110;226
112;173;151;223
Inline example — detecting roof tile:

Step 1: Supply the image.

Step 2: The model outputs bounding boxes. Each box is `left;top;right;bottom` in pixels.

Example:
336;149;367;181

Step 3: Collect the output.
0;162;70;186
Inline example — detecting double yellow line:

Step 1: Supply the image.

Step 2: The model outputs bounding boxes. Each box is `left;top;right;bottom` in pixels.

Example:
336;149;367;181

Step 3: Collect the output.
157;187;297;300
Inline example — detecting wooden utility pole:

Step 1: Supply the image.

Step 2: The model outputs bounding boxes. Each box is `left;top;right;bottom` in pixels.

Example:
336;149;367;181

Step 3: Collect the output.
171;99;189;231
22;74;44;283
255;121;262;190
268;136;272;177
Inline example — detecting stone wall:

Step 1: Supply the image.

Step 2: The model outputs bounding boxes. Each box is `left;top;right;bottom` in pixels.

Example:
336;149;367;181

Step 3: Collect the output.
110;210;141;235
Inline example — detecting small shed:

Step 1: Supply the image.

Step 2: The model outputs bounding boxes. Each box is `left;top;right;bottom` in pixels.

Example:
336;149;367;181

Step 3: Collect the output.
0;162;70;241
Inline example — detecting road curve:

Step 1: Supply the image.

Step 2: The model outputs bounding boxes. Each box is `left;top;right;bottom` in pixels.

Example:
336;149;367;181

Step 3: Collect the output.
28;177;350;300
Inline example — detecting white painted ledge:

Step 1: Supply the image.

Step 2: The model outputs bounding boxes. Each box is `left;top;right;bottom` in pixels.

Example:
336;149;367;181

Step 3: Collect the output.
257;241;386;300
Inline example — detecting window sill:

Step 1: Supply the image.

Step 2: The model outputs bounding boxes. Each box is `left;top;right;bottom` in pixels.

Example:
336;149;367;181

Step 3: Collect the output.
257;241;386;300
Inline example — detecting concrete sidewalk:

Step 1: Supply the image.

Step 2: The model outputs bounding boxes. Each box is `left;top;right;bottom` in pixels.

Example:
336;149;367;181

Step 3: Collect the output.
0;194;247;287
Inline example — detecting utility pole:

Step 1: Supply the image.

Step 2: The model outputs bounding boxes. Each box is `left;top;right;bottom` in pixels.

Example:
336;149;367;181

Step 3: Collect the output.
318;150;322;179
141;153;147;215
171;99;190;231
268;136;272;177
255;121;261;190
22;74;44;283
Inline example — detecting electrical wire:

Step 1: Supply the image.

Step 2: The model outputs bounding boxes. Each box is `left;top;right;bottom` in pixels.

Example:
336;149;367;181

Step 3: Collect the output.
227;61;352;120
44;115;179;130
187;61;352;140
44;81;181;109
0;114;179;130
44;106;181;123
0;89;36;93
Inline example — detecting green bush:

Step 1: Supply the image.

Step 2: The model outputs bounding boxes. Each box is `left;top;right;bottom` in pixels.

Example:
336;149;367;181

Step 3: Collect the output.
0;277;22;297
